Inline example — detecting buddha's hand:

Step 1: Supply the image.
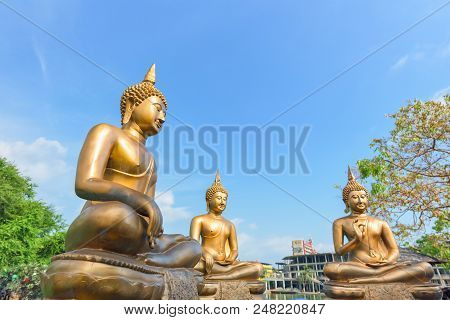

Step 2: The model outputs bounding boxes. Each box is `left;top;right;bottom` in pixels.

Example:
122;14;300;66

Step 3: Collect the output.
224;256;236;265
366;261;389;267
203;253;215;275
352;221;364;242
140;201;163;248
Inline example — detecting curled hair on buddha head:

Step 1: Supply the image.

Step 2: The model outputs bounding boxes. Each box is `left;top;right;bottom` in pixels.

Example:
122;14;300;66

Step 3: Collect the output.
120;64;168;125
205;170;228;210
342;166;369;213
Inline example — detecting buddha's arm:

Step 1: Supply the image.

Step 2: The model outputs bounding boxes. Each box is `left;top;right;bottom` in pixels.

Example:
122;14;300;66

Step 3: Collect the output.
190;217;214;273
75;124;156;216
333;220;358;256
145;168;163;237
380;221;400;263
189;217;202;242
226;224;238;262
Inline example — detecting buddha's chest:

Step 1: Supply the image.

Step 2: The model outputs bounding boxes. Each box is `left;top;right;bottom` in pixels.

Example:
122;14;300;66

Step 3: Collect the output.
202;220;229;239
108;137;153;175
342;218;382;239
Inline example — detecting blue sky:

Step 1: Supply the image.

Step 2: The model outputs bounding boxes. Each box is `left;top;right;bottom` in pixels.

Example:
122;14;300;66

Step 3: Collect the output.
0;0;449;264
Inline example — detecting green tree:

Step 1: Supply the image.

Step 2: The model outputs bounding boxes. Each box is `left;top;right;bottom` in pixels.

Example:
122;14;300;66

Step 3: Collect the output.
296;266;315;292
356;96;449;266
0;157;66;298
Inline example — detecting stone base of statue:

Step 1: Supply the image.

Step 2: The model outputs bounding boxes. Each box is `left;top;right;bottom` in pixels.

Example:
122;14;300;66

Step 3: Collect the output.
324;281;442;300
41;249;204;300
198;280;265;300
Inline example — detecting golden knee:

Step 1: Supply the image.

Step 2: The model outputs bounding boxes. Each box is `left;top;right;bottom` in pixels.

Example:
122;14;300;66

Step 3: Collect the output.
255;263;264;278
324;263;339;280
417;262;434;281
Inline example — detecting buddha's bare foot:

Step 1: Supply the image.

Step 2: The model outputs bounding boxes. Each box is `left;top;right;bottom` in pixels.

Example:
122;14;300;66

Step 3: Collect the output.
137;239;201;269
137;252;167;267
348;276;382;284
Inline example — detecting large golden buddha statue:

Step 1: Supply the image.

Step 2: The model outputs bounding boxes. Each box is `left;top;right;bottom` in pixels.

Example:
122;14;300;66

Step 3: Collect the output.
189;172;265;299
41;65;203;300
323;167;441;300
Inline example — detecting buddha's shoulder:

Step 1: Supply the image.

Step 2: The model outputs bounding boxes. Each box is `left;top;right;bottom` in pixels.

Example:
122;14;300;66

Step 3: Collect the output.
333;216;352;225
221;218;235;227
191;214;208;223
87;123;121;136
368;215;387;224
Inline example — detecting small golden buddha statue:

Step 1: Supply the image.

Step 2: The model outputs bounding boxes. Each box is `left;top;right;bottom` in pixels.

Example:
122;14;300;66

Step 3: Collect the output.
190;172;264;281
41;65;203;299
323;167;440;299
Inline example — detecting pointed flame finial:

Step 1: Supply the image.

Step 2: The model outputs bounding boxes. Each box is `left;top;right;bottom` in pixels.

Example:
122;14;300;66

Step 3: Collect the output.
347;165;356;181
215;170;221;184
342;165;368;204
205;169;228;207
143;64;156;84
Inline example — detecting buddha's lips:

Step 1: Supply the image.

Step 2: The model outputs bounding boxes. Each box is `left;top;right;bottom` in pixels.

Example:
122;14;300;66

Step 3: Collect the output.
155;120;163;129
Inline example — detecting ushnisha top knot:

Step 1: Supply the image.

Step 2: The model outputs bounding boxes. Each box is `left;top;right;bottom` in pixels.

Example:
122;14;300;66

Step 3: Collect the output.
206;170;228;203
120;64;168;124
342;166;369;203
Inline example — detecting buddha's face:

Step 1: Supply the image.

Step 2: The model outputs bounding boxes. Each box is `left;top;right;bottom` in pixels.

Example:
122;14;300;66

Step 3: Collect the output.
347;190;368;214
129;96;166;136
208;191;228;213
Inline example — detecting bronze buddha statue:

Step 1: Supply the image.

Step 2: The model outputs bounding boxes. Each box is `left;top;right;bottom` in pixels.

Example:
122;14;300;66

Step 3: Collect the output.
189;172;265;299
41;65;203;299
65;65;201;268
323;167;441;299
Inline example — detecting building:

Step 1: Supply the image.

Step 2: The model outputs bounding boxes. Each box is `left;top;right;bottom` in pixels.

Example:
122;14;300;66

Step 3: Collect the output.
292;239;317;256
264;248;449;294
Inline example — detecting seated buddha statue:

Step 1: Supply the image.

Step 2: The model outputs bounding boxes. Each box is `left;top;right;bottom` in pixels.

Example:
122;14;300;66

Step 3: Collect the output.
189;172;264;281
323;167;439;299
41;65;203;299
64;65;201;268
41;65;203;300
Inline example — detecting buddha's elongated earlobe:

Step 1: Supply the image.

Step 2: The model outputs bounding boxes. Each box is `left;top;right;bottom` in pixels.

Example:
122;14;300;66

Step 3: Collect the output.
122;97;135;125
344;203;350;213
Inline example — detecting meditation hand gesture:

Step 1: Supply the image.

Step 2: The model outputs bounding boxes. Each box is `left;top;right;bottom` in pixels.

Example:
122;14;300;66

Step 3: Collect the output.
365;251;389;267
352;219;365;242
140;200;164;248
216;256;235;266
204;252;215;274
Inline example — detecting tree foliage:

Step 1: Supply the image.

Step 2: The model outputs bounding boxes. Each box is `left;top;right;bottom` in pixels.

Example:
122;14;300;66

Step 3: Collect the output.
296;266;315;285
0;157;66;270
357;96;449;264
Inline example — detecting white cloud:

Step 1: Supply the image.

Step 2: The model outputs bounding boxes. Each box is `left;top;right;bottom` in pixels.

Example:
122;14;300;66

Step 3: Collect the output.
390;55;409;70
432;86;450;103
237;233;293;263
237;232;253;247
32;39;48;85
236;232;334;264
0;137;68;183
437;43;450;58
249;223;258;230
230;218;244;227
315;242;335;253
156;190;192;222
390;52;425;71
